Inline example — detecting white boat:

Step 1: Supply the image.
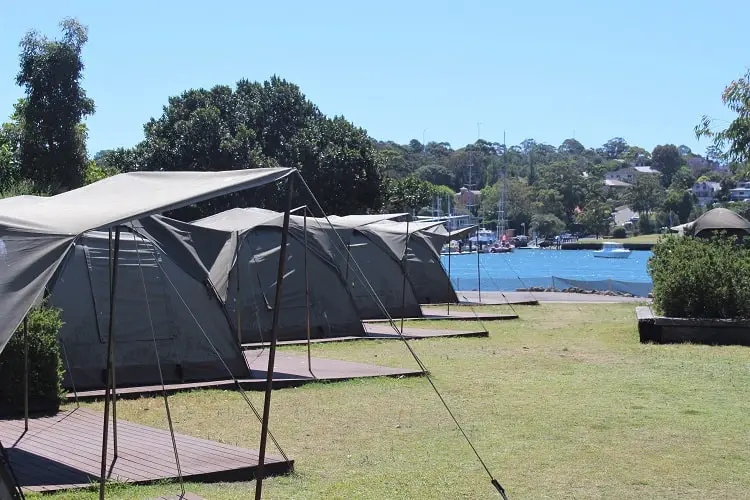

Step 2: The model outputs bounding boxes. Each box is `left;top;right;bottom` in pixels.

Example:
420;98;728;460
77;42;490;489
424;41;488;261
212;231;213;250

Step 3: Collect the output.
593;242;631;259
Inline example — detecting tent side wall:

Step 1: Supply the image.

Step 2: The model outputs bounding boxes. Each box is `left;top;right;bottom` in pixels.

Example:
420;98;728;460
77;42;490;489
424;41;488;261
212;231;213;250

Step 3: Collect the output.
406;233;458;304
343;231;422;320
51;234;248;390
229;226;366;343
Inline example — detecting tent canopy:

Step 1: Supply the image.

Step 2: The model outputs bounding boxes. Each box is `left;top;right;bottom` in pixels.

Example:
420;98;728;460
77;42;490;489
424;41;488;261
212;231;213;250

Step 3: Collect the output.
690;208;750;237
0;167;294;355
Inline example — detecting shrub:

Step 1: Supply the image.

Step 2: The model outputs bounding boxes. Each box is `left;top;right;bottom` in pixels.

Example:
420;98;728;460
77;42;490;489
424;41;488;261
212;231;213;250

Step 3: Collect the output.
612;226;627;239
648;235;750;318
0;305;65;415
638;216;654;235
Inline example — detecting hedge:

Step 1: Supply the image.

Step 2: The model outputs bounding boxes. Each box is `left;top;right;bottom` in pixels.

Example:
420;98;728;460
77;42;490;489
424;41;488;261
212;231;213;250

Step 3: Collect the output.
648;235;750;319
612;227;627;239
0;305;65;415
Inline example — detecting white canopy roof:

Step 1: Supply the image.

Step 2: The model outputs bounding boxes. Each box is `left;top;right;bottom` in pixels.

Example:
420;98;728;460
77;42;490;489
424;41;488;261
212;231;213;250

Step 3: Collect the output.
0;167;294;355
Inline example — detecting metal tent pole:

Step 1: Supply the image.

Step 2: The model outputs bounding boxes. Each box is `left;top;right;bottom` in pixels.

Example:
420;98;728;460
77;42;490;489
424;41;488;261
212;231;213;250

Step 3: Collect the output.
255;174;294;500
447;239;452;316
237;251;242;347
304;207;313;377
476;231;482;303
23;317;28;433
99;226;121;500
107;230;118;457
399;217;411;334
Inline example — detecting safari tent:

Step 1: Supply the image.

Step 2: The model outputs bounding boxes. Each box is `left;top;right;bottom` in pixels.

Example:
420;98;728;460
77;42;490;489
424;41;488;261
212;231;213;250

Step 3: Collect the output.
189;208;370;343
49;230;247;390
0;168;294;390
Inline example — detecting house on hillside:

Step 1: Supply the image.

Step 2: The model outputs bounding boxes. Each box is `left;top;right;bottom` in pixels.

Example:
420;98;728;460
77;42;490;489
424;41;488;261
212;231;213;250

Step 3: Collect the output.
605;166;660;184
691;181;721;205
455;187;481;209
604;179;632;189
730;181;750;202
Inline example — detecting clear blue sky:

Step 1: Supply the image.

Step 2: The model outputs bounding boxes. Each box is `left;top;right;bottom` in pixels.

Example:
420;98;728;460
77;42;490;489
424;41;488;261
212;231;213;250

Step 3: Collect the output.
1;1;748;156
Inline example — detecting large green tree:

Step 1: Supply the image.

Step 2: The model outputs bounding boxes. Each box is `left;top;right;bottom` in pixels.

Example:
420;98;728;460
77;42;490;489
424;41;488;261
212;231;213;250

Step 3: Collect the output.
135;77;383;217
651;144;683;187
386;176;436;213
16;18;94;192
576;200;611;238
696;69;750;172
627;175;665;215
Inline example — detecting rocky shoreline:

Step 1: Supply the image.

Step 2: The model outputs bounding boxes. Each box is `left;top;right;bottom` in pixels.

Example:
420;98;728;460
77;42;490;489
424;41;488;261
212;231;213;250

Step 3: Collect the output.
516;286;652;299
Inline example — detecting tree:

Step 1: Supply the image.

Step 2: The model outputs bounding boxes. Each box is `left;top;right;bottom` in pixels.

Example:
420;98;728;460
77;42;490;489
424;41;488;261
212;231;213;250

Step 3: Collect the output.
600;137;628;159
83;160;118;185
651;144;683;187
678;145;692;156
622;146;650;164
696;69;750;172
531;213;566;237
386;176;436;212
663;189;694;224
576;200;611;238
669;166;694;190
16;18;94;192
94;147;141;172
136;77;383;217
627;175;665;215
414;164;452;186
558;138;585;155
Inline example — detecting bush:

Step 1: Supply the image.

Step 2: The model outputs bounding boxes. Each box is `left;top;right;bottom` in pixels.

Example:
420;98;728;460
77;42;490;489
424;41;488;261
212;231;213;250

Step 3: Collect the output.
0;305;65;415
612;227;627;239
638;216;653;235
648;235;750;318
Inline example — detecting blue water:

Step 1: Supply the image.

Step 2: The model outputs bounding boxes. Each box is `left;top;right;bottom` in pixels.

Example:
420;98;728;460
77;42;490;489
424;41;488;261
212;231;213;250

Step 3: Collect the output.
440;249;653;295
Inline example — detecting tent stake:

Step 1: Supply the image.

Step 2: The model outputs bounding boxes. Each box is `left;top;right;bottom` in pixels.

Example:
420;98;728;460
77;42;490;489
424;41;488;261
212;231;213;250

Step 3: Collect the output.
100;226;121;500
400;217;411;334
255;174;294;500
23;317;28;433
304;207;314;378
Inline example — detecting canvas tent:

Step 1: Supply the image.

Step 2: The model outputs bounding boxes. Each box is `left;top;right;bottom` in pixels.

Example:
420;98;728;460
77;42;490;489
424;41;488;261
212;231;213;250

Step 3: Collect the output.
360;220;458;306
180;207;370;343
0;168;293;371
48;230;247;390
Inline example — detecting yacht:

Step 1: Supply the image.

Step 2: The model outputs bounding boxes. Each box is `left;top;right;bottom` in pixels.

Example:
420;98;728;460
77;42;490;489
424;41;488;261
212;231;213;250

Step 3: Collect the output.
593;241;631;259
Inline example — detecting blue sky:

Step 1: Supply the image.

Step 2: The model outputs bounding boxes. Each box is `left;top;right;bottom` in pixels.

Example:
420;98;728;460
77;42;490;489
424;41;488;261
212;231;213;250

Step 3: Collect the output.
1;1;748;156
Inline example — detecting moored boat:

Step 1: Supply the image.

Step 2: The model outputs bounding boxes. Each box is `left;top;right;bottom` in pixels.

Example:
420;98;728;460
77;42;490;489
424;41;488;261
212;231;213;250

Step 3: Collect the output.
593;241;631;259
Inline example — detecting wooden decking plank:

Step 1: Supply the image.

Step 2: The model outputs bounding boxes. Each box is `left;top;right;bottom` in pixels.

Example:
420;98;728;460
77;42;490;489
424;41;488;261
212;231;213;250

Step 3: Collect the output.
1;408;292;493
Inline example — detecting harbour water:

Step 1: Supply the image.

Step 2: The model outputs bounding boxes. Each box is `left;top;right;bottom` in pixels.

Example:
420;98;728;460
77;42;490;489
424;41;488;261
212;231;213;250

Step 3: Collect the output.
441;249;653;295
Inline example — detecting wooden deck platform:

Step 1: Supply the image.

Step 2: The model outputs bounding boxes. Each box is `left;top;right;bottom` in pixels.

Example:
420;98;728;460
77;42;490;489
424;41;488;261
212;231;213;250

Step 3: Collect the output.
66;352;423;401
366;309;518;323
241;324;489;348
0;408;292;493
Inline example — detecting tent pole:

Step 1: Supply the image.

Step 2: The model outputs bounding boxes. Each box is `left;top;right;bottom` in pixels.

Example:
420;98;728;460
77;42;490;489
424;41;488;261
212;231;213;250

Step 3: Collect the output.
237;252;242;347
447;238;452;316
23;317;28;433
107;230;118;457
304;206;313;377
255;174;294;500
400;217;410;334
476;231;482;303
99;226;121;500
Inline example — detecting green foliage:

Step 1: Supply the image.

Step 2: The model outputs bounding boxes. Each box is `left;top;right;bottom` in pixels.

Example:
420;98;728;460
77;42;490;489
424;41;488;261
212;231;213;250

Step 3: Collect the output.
414;164;452;186
531;212;566;237
576;200;611;236
638;215;654;235
612;226;627;238
135;77;383;217
627;175;665;215
663;189;694;224
669;166;694;190
0;306;65;414
696;69;750;173
0;178;44;199
16;18;94;193
649;235;750;318
652;144;684;187
386;176;436;212
83;160;119;185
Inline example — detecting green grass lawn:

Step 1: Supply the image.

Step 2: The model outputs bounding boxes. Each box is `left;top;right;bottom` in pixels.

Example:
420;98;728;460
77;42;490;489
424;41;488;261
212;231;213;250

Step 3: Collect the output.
580;234;663;244
29;303;750;499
